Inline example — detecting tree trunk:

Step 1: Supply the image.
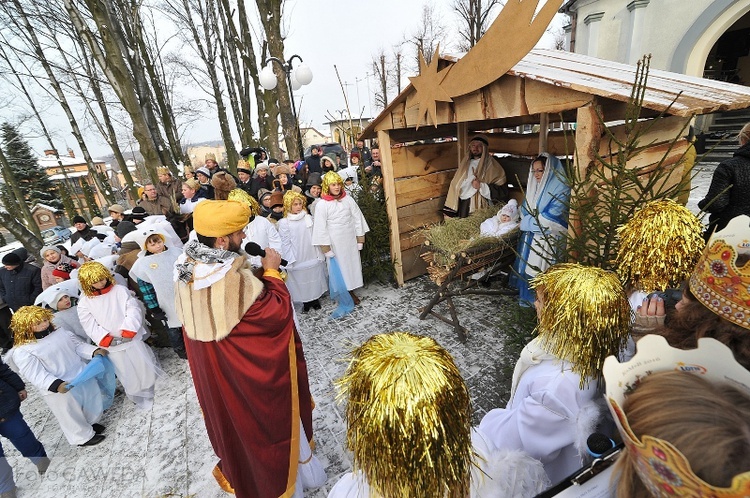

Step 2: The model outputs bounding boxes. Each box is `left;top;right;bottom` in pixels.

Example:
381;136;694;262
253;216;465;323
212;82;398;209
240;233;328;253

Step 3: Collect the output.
0;146;41;241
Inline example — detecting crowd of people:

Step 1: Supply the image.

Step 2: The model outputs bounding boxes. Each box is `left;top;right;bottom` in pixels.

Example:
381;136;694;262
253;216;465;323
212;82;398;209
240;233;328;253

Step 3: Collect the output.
0;127;749;498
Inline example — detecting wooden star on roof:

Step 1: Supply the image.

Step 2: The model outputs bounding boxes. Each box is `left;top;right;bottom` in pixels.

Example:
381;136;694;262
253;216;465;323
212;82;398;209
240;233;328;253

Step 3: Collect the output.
408;45;452;129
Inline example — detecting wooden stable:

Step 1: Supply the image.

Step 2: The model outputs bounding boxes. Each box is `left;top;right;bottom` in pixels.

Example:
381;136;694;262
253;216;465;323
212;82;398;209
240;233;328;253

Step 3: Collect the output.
361;49;750;286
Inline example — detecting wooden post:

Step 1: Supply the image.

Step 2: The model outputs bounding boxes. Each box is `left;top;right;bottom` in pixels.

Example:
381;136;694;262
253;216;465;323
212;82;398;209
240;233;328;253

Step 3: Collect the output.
569;100;603;261
539;112;549;154
457;122;469;163
377;130;404;286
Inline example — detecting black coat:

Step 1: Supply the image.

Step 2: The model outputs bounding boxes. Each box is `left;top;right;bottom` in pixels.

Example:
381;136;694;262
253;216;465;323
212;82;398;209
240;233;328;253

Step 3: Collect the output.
70;225;96;245
0;262;42;312
0;358;24;418
698;142;750;233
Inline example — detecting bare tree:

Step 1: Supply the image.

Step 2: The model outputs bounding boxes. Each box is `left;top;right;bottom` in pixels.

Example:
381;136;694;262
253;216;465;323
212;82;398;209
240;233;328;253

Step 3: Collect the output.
372;49;389;110
406;3;445;70
453;0;503;51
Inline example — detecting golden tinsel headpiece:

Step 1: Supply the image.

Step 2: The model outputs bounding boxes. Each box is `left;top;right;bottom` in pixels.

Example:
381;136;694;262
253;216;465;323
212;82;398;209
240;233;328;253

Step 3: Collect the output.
283;190;307;217
336;332;473;498
10;306;54;346
77;261;115;296
689;215;750;330
227;188;261;217
615;198;704;291
321;171;343;195
531;263;631;388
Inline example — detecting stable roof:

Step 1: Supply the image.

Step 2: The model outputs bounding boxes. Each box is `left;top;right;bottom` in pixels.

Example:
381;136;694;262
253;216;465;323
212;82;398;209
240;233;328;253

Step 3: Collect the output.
362;48;750;139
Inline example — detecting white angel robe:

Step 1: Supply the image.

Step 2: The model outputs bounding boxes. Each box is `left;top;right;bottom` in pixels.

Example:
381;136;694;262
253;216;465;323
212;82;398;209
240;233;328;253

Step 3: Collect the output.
11;329;102;445
277;213;327;303
243;215;282;267
129;248;181;328
78;284;161;410
52;308;89;342
327;428;549;497
478;339;601;484
311;195;370;291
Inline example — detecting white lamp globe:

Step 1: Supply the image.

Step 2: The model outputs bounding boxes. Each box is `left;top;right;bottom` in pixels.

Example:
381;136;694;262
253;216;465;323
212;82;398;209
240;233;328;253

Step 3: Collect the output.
259;65;278;90
294;63;313;85
290;74;302;91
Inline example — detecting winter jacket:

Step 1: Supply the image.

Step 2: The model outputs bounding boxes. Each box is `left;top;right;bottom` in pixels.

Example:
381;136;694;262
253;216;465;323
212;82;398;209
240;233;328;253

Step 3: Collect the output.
41;254;78;290
0;262;43;312
70;225;96;245
698;141;750;233
0;358;24;419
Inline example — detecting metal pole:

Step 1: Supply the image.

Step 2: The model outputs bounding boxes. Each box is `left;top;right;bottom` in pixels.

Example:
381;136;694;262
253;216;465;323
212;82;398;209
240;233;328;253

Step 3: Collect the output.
285;66;305;161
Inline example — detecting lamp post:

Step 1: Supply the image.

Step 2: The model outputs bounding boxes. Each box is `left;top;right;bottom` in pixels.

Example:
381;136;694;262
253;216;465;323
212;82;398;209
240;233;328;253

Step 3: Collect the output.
259;55;313;161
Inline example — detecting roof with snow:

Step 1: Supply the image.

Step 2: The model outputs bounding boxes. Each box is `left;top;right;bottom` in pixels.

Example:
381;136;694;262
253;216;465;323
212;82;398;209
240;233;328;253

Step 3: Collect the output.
362;48;750;139
30;203;62;214
37;155;106;169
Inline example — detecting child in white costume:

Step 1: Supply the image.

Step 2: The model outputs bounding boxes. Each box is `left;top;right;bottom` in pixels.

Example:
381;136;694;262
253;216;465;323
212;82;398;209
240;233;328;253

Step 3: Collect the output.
276;191;327;312
480;198;520;237
77;261;161;410
34;279;88;341
478;263;631;484
312;171;370;303
10;306;109;447
129;228;187;359
328;332;549;498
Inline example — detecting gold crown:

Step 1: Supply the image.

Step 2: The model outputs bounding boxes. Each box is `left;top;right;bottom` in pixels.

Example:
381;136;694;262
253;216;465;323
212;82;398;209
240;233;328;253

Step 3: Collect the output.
688;215;750;330
603;334;750;497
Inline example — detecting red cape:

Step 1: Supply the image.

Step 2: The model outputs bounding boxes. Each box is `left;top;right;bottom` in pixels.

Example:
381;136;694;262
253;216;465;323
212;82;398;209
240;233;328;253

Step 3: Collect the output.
185;276;313;498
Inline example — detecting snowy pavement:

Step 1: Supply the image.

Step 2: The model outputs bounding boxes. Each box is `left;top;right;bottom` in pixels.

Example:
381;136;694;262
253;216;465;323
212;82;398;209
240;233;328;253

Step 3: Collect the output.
1;161;715;497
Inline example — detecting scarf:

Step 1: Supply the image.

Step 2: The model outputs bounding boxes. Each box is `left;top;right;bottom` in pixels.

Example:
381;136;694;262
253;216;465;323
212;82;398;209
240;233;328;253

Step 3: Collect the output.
286;211;313;228
509;337;559;401
321;190;347;202
174;240;238;290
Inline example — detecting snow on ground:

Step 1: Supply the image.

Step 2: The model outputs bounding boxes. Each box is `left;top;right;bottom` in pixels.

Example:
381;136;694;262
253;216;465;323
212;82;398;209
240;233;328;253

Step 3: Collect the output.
0;162;716;497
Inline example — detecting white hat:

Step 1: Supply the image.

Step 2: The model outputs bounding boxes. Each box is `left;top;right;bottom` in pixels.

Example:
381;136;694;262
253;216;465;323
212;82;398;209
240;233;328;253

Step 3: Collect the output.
499;199;520;223
34;280;81;311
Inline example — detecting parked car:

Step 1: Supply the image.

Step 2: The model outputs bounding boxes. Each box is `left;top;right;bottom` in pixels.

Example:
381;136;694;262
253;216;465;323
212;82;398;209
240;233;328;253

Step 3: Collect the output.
41;226;72;245
304;142;348;163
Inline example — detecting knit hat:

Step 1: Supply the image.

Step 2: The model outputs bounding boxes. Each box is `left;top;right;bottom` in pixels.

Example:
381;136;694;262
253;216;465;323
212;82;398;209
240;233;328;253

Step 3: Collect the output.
40;245;61;259
257;188;271;202
193;200;251;237
254;162;270;173
499;199;520;223
350;151;360;160
108;204;125;214
10;306;55;346
78;261;115;296
52;262;75;280
2;252;21;266
211;171;237;200
91;216;104;226
130;206;148;221
115;220;137;239
183;179;201;191
196;167;211;179
72;215;87;224
273;164;292;177
269;191;284;209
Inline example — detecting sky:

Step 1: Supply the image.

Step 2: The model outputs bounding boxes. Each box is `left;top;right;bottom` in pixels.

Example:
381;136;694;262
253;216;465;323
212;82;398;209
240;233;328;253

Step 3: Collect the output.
12;0;567;159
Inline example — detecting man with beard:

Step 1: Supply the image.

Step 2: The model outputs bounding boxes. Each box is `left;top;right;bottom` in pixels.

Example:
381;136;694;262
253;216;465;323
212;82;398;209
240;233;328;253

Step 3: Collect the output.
443;134;509;218
174;200;325;497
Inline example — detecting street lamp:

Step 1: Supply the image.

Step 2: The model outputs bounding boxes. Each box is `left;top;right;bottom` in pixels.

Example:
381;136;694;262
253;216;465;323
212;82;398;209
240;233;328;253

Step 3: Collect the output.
259;55;313;160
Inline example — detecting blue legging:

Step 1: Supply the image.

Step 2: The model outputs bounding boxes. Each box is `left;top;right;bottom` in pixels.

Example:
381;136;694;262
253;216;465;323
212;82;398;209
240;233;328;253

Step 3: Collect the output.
0;409;47;492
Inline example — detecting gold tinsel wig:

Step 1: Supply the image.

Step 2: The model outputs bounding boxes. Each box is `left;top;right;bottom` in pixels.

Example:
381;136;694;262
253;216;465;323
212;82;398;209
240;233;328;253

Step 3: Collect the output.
227;188;261;217
283;190;307;217
336;332;472;498
615;198;704;292
10;306;54;346
321;171;344;195
531;263;631;388
77;261;115;296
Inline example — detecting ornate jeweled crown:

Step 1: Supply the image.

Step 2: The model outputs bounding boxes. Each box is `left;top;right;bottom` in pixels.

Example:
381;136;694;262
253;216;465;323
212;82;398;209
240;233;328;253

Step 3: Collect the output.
689;215;750;330
603;334;750;497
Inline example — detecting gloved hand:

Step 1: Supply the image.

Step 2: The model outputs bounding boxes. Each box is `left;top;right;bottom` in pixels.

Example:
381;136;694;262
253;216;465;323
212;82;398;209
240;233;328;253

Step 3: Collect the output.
324;251;335;259
146;308;168;330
